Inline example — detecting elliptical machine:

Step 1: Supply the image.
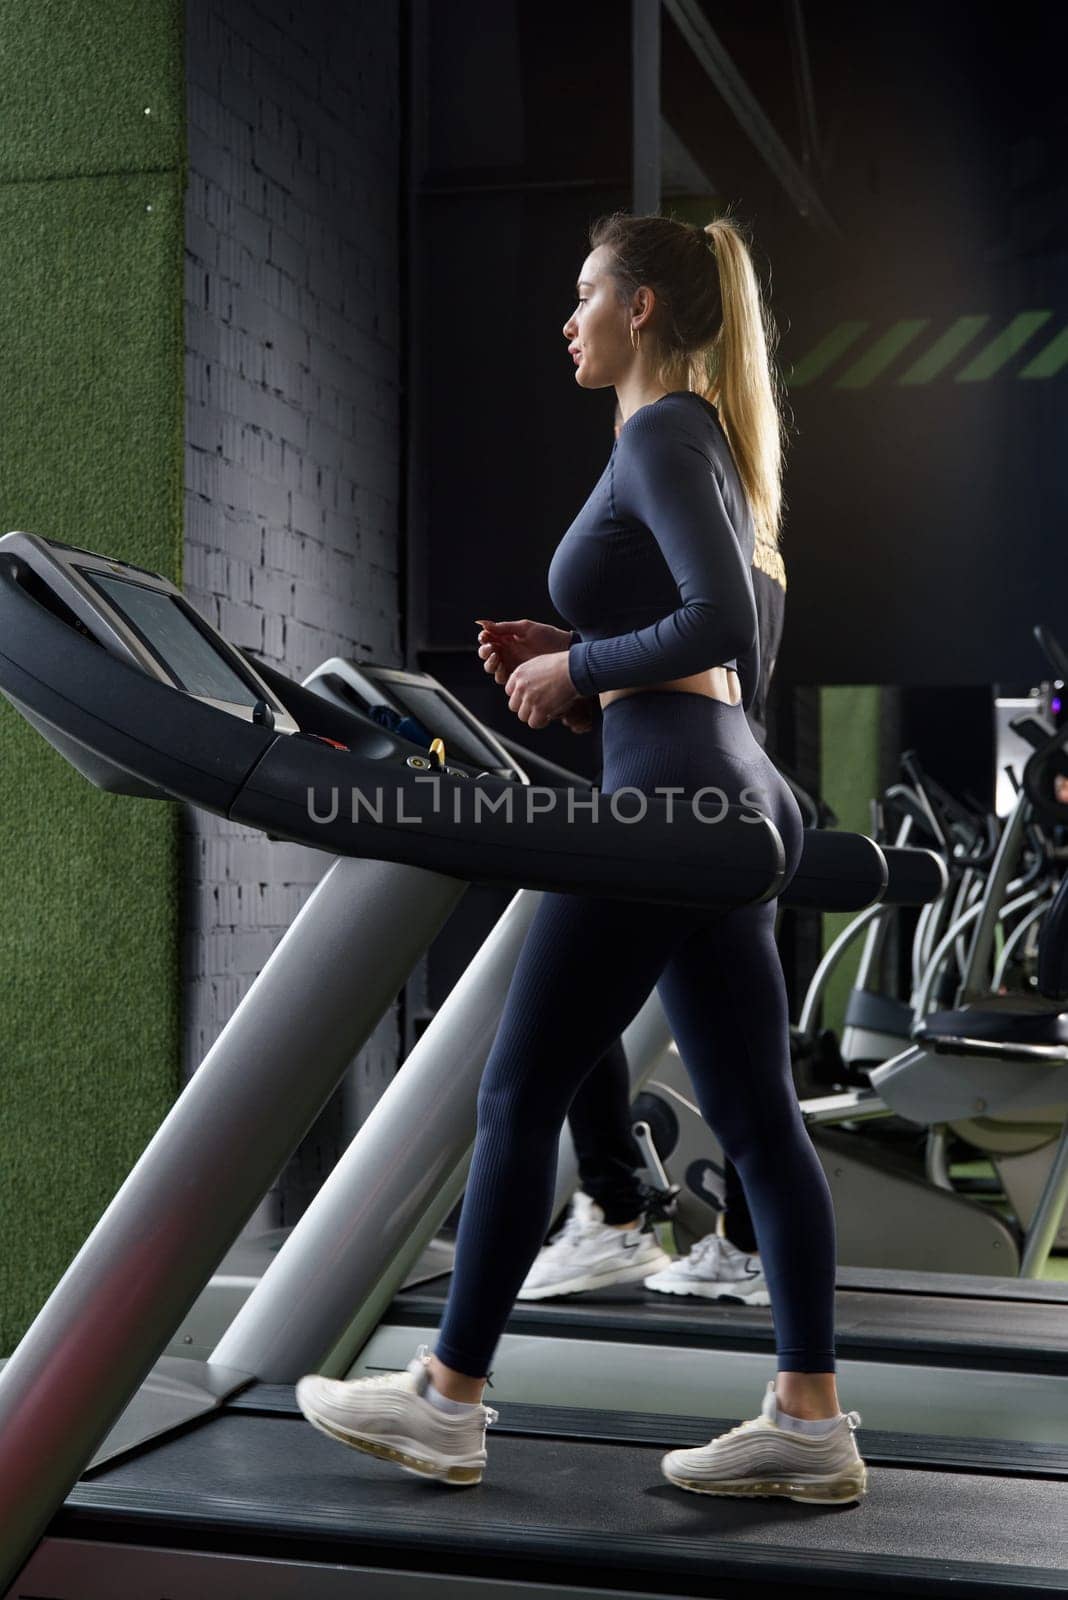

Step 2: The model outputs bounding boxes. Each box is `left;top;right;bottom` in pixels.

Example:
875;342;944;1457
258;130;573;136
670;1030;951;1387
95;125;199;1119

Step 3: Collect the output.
627;638;1068;1277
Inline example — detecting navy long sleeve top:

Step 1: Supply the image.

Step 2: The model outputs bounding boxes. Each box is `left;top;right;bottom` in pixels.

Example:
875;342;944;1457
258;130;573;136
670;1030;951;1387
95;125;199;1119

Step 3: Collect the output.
547;391;762;714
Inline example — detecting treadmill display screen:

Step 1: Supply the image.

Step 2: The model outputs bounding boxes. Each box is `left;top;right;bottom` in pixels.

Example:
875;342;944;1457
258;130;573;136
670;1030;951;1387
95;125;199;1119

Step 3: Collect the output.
82;571;261;708
384;681;502;769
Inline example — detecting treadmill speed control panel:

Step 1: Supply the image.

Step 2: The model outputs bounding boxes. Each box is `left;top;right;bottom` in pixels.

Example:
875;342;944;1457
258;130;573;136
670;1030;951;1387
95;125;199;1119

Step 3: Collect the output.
0;531;301;736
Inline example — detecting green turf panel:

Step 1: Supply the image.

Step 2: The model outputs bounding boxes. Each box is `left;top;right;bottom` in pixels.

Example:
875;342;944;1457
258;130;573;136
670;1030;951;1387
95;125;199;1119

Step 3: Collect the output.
0;8;185;1352
0;0;182;183
819;687;881;1037
0;174;185;559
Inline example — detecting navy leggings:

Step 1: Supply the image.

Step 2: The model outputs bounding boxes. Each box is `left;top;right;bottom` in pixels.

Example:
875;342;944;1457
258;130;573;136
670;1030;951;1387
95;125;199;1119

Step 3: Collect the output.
435;691;837;1377
568;710;755;1241
567;1037;757;1249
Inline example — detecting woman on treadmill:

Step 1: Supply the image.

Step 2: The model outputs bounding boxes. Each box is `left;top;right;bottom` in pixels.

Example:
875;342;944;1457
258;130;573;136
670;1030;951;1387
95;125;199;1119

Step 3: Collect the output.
296;211;867;1504
514;395;788;1310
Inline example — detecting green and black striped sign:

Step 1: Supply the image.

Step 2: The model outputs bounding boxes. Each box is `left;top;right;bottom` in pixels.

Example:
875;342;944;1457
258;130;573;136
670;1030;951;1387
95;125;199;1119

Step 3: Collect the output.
787;313;1067;387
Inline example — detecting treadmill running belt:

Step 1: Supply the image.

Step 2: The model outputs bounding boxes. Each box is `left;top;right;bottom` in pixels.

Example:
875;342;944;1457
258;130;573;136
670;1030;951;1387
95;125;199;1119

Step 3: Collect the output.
57;1412;1068;1596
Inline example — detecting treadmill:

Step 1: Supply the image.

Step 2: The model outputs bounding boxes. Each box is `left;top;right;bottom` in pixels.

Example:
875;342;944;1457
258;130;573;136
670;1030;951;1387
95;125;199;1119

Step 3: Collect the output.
0;534;1063;1599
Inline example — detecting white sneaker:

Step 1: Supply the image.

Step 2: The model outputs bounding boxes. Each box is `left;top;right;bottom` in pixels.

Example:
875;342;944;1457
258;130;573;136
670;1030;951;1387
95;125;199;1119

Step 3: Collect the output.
295;1344;499;1486
516;1190;672;1300
643;1231;770;1306
662;1380;868;1504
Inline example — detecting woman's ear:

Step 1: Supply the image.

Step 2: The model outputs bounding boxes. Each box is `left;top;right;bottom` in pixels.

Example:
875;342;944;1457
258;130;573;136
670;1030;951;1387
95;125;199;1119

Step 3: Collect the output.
632;285;655;329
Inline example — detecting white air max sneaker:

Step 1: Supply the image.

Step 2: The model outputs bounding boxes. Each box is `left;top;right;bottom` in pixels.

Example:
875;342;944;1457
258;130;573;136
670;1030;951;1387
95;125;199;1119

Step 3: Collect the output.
662;1380;868;1504
643;1231;770;1306
517;1190;672;1300
295;1344;499;1486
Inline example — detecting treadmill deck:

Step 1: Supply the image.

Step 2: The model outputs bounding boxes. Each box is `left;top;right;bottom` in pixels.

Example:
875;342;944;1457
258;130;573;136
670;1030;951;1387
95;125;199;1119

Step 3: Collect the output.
48;1399;1068;1598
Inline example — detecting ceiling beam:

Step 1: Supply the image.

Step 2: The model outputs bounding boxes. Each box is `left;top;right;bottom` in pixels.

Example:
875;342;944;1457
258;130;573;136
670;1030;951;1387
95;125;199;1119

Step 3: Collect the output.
632;0;662;214
662;0;840;236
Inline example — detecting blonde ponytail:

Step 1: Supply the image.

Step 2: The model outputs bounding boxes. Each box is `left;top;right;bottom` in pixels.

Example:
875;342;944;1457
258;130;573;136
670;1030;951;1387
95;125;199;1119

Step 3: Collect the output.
588;209;788;545
697;218;786;546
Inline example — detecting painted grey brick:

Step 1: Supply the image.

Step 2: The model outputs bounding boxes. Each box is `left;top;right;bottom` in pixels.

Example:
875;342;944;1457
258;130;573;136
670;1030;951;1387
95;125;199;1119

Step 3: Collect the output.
185;450;221;498
217;460;252;512
251;566;294;613
186;405;223;453
363;532;398;575
261;611;286;660
250;474;289;524
216;516;264;568
367;566;400;616
186;208;217;267
282;617;337;676
289;489;322;538
262;526;311;578
216;598;263;651
252;882;307;924
314;463;340;512
268;225;306;284
184;0;403;1195
321;508;355;552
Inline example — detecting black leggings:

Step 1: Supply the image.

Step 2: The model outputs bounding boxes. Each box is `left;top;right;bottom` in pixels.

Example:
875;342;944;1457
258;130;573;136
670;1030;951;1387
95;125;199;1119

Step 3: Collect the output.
435;692;836;1377
568;1037;757;1249
567;712;755;1244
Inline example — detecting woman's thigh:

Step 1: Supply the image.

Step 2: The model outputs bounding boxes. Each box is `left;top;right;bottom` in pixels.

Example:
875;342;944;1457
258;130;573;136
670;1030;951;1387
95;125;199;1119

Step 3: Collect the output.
477;888;693;1129
654;898;802;1154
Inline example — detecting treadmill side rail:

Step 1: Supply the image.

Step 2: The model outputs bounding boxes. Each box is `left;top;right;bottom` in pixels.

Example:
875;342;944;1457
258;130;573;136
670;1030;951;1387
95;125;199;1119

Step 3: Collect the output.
0;857;466;1594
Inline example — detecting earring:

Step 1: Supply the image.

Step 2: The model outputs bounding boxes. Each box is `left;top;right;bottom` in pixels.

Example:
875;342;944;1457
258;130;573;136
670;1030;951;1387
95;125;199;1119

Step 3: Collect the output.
630;325;641;353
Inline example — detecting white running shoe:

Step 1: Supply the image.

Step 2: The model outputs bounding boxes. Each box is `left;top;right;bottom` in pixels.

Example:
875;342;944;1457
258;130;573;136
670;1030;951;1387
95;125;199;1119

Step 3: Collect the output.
643;1231;771;1306
516;1190;672;1300
662;1381;867;1504
295;1344;499;1486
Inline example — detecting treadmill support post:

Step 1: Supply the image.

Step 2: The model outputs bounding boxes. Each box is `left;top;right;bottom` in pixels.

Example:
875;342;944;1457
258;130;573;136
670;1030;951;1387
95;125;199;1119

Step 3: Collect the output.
212;889;541;1380
212;895;679;1382
0;856;464;1595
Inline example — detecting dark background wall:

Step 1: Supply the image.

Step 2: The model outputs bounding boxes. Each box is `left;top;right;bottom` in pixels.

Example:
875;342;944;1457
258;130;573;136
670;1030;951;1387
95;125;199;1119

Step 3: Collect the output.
765;4;1067;689
183;0;403;1224
410;0;630;788
403;0;1064;1030
409;0;1066;712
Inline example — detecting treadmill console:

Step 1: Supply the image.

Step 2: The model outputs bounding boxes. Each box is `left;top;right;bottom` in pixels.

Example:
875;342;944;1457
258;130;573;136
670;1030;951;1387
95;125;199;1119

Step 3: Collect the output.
0;531;300;736
303;657;522;783
0;533;520;801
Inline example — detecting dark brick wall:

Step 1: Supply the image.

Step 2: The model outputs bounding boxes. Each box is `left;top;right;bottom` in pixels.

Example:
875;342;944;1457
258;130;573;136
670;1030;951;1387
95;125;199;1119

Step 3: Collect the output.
182;0;403;1224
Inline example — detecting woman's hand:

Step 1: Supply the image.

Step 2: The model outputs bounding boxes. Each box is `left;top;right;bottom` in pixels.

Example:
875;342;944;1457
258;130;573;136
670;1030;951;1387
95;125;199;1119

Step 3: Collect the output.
504;651;580;730
476;617;591;730
475;618;573;685
559;696;596;734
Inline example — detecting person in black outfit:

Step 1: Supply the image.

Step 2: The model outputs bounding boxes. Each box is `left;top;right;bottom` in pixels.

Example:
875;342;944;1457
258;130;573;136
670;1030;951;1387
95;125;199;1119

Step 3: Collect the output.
512;396;787;1305
297;210;866;1504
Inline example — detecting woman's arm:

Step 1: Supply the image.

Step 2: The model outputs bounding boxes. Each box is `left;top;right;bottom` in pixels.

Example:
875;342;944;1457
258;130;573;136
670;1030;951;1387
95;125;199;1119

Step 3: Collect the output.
565;407;759;707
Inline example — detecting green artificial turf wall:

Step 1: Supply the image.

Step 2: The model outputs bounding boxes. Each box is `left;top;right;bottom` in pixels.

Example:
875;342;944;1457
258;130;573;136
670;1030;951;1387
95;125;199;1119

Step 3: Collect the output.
0;1;185;1352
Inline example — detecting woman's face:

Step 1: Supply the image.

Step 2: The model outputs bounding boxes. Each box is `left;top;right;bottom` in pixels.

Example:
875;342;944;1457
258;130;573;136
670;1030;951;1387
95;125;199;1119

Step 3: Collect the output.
562;246;631;390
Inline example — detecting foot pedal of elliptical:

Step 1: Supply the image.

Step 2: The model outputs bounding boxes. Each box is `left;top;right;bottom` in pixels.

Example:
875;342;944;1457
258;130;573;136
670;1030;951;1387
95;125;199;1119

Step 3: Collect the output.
632;1119;682;1251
